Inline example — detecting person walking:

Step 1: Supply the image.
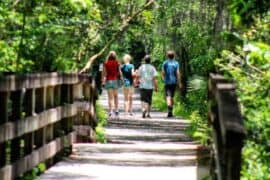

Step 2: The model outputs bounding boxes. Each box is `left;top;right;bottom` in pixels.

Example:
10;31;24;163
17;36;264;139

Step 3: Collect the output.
102;51;121;117
162;50;181;117
121;54;135;116
137;55;158;118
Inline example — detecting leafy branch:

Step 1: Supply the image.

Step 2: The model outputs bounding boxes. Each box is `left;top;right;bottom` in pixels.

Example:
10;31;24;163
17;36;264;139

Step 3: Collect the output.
79;0;155;73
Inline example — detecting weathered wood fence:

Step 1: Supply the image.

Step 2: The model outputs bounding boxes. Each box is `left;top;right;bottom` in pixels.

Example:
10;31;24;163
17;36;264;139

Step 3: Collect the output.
0;73;97;179
208;73;246;180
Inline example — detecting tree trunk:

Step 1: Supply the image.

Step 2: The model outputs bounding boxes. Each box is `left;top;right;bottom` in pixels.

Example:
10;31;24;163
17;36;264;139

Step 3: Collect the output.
213;0;229;49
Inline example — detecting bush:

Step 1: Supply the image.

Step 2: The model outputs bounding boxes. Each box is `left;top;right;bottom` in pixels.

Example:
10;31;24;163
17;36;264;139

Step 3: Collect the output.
215;41;270;179
95;101;107;143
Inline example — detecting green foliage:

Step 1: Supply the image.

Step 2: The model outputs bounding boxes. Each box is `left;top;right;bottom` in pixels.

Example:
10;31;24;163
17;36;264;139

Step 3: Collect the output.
95;125;106;143
215;13;270;177
95;101;107;143
153;75;210;145
186;111;210;145
177;76;210;145
152;77;167;111
229;0;270;26
241;141;270;179
19;163;46;180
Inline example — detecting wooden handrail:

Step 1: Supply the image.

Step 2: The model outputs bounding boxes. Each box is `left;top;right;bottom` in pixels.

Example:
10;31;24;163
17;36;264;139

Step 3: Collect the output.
0;72;97;179
208;73;246;180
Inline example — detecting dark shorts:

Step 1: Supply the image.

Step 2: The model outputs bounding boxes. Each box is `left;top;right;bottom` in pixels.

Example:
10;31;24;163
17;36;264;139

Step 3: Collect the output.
140;88;153;105
165;84;176;97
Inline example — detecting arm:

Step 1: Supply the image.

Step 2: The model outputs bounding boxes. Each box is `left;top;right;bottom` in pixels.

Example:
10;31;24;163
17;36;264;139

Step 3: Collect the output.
118;64;123;80
153;76;158;92
161;63;165;81
176;67;182;88
102;63;106;85
131;68;136;77
161;69;165;81
153;67;158;91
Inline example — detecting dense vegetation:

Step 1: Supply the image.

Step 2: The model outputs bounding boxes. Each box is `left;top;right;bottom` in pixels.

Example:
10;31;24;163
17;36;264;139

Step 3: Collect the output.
1;0;269;178
216;1;270;178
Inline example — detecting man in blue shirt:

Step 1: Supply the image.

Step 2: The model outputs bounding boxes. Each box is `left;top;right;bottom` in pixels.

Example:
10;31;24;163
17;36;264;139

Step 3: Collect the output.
162;51;181;117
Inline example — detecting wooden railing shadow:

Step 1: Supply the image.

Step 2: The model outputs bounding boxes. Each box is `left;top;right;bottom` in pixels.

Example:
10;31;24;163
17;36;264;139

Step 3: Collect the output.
208;73;246;180
0;73;97;179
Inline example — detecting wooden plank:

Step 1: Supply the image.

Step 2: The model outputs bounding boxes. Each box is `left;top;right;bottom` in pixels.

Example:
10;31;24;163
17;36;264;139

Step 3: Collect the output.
0;132;76;180
0;73;90;92
73;83;84;100
62;73;79;84
0;105;77;143
208;73;232;98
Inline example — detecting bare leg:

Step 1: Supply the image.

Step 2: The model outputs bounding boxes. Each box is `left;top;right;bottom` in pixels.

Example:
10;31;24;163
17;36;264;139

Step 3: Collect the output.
166;96;173;107
141;101;146;112
166;96;173;117
113;89;118;112
123;87;129;113
128;88;133;113
107;89;114;114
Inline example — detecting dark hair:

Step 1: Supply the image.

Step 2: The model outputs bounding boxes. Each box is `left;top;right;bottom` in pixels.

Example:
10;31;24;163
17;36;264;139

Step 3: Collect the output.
107;51;117;60
167;50;175;59
144;55;151;63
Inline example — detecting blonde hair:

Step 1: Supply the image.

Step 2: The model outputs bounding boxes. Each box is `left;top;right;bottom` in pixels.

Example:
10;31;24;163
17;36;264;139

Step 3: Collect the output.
123;54;132;64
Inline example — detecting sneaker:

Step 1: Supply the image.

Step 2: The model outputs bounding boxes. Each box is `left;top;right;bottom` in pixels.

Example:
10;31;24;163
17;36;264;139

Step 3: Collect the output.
115;111;119;116
142;110;146;118
146;114;151;118
108;112;113;117
129;112;133;116
167;112;173;118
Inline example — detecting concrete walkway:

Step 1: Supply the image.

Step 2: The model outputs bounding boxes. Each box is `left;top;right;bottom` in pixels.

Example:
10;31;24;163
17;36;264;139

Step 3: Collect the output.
40;89;208;180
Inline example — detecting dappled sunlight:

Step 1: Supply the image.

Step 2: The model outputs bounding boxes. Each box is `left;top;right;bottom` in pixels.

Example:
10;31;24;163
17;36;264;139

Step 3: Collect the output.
40;88;206;179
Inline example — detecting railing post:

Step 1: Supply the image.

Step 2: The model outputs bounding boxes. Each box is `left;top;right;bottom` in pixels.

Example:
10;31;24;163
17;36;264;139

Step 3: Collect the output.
208;73;246;180
0;72;82;179
83;82;91;101
0;92;9;167
90;77;97;125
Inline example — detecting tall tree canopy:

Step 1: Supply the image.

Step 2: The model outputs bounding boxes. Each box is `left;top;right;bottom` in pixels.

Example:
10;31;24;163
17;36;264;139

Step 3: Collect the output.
0;1;270;178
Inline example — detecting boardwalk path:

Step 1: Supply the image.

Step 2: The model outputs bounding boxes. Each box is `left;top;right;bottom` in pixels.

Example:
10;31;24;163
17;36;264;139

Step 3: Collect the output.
40;89;207;179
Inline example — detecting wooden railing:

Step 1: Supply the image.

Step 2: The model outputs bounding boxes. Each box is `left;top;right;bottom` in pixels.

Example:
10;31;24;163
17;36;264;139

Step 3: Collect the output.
208;73;246;180
0;73;97;179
